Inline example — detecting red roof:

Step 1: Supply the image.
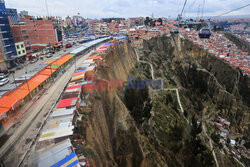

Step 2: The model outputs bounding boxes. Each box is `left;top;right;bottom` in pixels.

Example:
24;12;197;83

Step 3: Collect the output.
56;97;78;108
66;85;82;90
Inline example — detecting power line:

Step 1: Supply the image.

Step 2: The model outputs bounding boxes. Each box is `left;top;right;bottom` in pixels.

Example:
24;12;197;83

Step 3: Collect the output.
213;3;250;18
187;0;197;9
181;0;188;16
196;4;201;21
201;0;205;19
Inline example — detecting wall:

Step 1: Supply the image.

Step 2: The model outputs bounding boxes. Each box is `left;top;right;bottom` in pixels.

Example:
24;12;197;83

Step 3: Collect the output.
15;41;26;57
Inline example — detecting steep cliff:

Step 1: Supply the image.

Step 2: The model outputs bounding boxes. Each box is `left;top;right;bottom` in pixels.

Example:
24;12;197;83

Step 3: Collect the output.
143;35;249;134
79;36;249;167
80;43;167;167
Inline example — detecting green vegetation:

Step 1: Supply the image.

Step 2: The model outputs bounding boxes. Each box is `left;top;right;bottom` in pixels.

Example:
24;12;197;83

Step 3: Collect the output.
83;145;95;158
147;91;214;166
124;87;152;124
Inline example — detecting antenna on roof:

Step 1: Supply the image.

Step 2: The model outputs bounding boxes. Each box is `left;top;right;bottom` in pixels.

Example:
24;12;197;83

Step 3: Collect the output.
45;0;49;17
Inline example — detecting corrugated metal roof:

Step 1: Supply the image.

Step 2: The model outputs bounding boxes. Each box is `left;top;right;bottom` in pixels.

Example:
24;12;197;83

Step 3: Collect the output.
56;97;78;108
0;83;22;91
47;115;74;125
37;139;77;167
39;126;74;141
50;108;74;118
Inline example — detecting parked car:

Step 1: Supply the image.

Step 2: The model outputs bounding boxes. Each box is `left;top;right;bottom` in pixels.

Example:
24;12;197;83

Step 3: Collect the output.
46;53;53;58
49;51;55;54
30;58;38;64
0;78;9;86
65;43;72;48
0;73;8;79
16;65;24;70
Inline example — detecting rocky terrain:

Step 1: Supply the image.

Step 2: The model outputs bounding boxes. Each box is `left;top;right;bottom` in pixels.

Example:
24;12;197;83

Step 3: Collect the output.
78;35;249;167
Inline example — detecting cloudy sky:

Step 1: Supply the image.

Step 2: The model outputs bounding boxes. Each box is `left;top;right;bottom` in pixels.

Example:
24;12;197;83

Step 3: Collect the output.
5;0;250;19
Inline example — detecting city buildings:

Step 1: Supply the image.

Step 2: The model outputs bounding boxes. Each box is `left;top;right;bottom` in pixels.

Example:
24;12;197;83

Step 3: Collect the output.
11;15;60;52
18;10;28;19
128;17;144;26
90;21;109;35
72;15;84;26
0;0;18;70
65;16;73;27
6;8;19;24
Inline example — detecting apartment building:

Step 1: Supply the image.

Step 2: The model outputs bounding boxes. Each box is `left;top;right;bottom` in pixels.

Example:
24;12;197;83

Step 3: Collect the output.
0;0;18;69
15;41;26;60
11;16;59;52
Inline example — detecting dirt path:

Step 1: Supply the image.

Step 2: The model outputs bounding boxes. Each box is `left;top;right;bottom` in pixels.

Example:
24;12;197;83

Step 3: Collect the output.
134;48;188;124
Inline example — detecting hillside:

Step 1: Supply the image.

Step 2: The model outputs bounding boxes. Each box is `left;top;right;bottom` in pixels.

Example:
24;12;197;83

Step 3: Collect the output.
78;35;249;167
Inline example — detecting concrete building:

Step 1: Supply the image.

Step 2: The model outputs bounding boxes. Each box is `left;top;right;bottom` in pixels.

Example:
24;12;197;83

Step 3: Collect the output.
128;17;144;26
65;16;73;27
72;15;84;26
6;8;19;24
0;0;18;70
11;16;59;52
90;21;108;35
15;41;26;61
18;10;28;19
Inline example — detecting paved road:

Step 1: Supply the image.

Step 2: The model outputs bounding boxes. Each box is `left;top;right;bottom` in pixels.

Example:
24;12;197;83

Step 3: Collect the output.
1;45;80;89
0;48;96;167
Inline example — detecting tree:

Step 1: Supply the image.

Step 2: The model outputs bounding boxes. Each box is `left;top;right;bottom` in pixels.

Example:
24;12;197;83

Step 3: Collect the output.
211;133;220;144
157;18;163;25
144;17;150;26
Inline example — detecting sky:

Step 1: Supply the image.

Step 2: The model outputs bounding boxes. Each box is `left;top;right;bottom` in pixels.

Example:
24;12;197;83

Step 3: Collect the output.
4;0;250;19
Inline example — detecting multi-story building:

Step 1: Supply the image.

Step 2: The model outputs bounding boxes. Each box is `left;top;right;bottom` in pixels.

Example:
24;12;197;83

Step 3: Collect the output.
11;15;59;52
51;16;63;42
6;8;19;24
0;0;18;70
72;15;84;26
18;10;28;19
65;16;73;27
99;23;109;34
128;17;144;26
15;41;26;61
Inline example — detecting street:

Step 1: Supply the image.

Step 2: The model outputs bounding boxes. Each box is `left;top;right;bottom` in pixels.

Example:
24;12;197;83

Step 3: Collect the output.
1;44;79;89
0;45;98;167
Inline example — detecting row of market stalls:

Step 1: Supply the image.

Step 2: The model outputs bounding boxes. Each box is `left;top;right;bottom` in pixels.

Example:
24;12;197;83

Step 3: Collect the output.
0;37;112;132
33;39;121;167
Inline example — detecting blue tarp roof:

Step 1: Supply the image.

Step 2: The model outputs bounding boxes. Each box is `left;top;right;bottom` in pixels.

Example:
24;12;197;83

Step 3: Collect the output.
75;68;86;73
118;36;126;40
51;152;79;167
104;43;114;46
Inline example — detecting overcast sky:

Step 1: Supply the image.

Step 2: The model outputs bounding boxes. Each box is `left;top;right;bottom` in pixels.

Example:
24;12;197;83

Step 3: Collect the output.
5;0;250;19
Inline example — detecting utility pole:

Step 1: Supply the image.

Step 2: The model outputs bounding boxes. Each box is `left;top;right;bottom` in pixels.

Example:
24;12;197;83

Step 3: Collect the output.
24;75;31;98
11;71;17;88
74;57;77;71
45;0;49;17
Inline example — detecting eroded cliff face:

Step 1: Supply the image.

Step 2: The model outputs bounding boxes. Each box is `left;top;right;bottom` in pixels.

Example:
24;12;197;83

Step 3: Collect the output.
82;43;167;167
143;35;249;135
80;36;249;167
